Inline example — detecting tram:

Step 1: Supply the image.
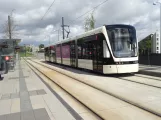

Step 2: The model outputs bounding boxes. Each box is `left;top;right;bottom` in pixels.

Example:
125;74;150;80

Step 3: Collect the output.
45;24;138;74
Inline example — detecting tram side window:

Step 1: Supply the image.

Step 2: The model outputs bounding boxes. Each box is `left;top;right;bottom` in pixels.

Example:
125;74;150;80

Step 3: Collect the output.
77;38;84;59
82;44;86;59
97;34;104;60
85;43;92;59
78;45;82;59
70;42;75;57
79;43;93;60
87;43;93;60
77;38;94;60
50;46;56;58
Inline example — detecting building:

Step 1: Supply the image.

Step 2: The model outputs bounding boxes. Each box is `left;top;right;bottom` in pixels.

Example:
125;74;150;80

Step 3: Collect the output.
139;34;152;55
151;30;161;53
139;30;161;54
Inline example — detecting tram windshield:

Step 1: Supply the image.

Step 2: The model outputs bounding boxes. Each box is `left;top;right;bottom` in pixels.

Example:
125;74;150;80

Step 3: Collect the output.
106;25;137;58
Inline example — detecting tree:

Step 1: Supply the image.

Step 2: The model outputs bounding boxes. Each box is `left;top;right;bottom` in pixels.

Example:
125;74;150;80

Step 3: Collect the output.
139;34;152;55
2;11;18;39
39;44;44;50
26;46;31;52
30;48;33;52
84;12;95;32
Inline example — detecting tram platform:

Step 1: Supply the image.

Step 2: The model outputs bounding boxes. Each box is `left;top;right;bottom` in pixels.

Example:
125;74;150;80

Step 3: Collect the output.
0;59;81;120
139;64;161;77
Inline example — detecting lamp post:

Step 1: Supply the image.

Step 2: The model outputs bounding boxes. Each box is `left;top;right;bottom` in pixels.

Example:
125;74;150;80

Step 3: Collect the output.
153;1;161;53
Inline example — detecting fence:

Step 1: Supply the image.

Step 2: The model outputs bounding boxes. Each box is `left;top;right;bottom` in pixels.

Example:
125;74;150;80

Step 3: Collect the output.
139;54;161;66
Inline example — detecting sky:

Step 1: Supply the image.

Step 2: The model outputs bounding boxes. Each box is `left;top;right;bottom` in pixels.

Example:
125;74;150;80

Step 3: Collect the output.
0;0;160;46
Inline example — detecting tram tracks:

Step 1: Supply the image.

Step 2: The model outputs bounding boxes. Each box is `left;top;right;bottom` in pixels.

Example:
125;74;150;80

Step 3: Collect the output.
35;59;161;89
25;58;161;119
40;60;161;89
117;75;161;89
24;59;102;120
135;74;161;81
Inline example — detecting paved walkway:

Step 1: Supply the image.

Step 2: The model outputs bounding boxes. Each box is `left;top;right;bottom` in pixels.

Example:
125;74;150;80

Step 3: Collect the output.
0;59;81;120
139;64;161;77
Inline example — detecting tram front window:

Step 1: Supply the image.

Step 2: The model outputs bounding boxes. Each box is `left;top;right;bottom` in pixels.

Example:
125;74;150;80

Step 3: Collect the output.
106;25;137;58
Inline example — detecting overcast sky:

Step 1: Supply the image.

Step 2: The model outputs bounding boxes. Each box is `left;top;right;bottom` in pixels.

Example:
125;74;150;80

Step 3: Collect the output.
0;0;160;46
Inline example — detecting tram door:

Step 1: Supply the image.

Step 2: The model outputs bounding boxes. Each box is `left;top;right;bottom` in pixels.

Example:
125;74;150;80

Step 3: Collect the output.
70;41;76;67
93;40;103;72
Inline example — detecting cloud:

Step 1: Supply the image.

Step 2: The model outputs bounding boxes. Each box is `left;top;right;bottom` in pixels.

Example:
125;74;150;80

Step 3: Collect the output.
0;0;160;45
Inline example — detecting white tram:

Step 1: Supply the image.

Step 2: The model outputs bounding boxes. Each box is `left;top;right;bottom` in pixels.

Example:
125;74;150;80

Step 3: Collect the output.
45;24;139;74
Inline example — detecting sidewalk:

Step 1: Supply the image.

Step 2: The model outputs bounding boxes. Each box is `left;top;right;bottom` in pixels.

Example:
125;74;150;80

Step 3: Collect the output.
139;64;161;77
0;59;80;120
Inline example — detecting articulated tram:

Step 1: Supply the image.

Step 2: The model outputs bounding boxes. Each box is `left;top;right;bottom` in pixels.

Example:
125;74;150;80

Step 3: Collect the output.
45;24;139;74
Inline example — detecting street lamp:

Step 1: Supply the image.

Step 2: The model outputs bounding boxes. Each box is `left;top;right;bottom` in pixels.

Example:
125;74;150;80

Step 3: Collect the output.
153;1;161;53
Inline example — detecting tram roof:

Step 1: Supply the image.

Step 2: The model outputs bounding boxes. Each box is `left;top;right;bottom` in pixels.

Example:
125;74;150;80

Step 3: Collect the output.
45;24;135;48
45;26;103;48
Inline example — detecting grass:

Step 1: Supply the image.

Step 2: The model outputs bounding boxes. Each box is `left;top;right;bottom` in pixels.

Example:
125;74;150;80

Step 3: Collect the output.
19;52;34;57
